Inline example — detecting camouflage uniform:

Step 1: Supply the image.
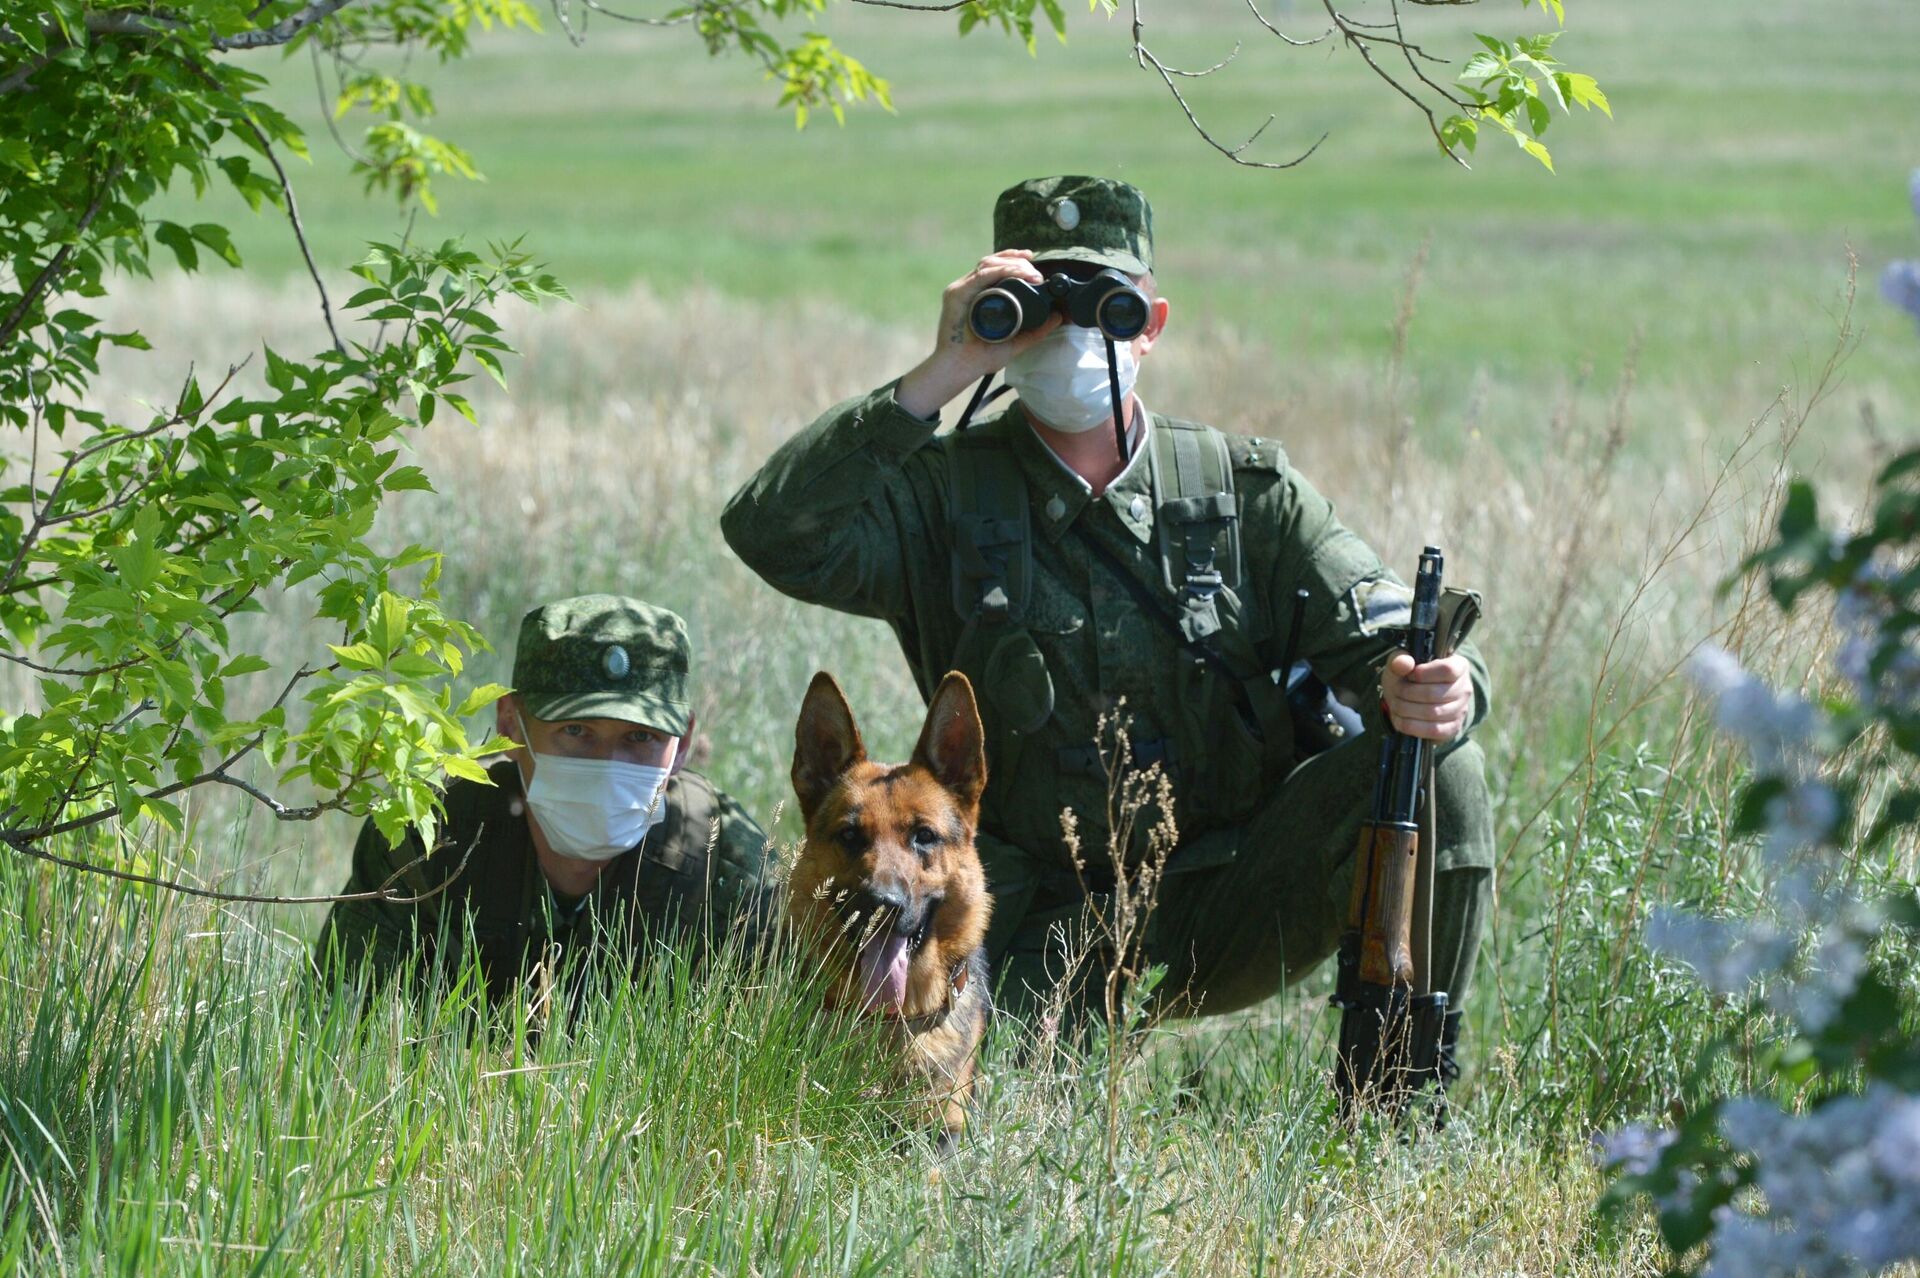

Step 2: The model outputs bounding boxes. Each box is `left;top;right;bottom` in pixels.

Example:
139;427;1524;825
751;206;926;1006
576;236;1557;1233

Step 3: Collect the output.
721;178;1494;1019
314;596;776;999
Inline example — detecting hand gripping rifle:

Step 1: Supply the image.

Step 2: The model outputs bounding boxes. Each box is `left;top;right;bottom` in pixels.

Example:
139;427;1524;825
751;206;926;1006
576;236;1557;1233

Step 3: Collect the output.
1331;545;1449;1119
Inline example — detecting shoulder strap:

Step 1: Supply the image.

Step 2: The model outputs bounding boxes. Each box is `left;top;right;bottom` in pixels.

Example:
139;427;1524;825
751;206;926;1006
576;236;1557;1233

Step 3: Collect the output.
947;430;1033;623
1147;420;1243;644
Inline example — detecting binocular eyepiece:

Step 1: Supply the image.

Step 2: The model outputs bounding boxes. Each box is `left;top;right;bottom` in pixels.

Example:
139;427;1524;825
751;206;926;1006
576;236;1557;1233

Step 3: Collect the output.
968;268;1151;345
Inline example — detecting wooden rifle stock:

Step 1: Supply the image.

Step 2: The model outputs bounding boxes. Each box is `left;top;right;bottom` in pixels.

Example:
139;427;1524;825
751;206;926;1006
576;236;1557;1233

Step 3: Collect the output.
1346;819;1418;988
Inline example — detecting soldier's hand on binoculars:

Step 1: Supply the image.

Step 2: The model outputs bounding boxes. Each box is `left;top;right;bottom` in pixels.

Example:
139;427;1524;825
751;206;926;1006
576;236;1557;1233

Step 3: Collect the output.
898;252;1062;419
1382;652;1473;742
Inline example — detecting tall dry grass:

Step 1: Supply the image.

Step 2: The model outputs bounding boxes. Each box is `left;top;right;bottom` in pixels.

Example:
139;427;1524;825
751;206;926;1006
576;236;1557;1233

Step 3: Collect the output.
1;263;1897;1273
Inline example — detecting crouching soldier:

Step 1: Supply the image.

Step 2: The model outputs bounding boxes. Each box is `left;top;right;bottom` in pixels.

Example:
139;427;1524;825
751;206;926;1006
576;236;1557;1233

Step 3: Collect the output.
720;177;1495;1087
314;594;777;1001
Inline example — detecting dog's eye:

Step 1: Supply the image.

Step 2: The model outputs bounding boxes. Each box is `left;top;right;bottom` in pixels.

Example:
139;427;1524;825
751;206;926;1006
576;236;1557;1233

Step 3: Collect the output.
835;826;867;854
909;825;941;855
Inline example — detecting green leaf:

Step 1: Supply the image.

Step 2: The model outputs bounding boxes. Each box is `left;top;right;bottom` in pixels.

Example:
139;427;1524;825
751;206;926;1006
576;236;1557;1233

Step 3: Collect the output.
189;223;242;268
1561;72;1613;117
1439;114;1479;156
219;654;272;677
383;466;435;493
372;592;412;656
1778;480;1818;540
1459;52;1503;82
327;642;384;671
440;754;493;783
153;221;199;272
456;683;510;718
1525;95;1552;135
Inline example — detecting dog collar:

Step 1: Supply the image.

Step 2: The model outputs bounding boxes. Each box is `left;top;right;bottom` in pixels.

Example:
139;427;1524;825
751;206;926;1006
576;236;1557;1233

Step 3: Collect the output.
890;955;970;1033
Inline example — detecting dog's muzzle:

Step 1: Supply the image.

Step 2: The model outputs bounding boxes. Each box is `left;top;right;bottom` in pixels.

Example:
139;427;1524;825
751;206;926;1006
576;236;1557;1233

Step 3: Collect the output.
845;885;942;953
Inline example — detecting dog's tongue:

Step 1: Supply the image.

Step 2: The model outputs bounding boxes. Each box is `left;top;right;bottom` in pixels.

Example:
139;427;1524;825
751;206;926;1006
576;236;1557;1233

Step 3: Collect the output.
855;932;912;1013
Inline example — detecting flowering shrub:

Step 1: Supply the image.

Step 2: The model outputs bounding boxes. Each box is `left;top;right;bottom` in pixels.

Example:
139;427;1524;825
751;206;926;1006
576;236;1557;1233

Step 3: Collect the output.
1600;174;1920;1276
1881;171;1920;328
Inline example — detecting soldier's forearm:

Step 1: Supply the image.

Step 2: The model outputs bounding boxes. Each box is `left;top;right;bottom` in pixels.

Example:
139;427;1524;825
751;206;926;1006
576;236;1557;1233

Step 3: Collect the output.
897;353;980;421
720;381;937;613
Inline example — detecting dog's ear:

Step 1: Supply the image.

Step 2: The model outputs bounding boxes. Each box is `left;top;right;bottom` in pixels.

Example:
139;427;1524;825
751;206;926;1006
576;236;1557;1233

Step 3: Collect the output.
910;671;987;811
792;671;866;821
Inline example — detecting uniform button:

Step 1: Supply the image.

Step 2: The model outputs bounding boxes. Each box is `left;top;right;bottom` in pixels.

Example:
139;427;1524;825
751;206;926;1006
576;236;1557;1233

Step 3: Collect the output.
1128;495;1149;522
1045;495;1066;521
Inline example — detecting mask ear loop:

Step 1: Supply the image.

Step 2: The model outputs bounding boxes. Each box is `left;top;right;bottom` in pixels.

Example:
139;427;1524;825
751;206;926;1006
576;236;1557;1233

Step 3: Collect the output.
1105;335;1129;463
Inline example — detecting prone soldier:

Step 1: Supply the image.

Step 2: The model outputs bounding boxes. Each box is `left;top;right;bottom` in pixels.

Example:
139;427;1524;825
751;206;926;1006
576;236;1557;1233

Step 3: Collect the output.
721;177;1495;1082
314;594;777;1000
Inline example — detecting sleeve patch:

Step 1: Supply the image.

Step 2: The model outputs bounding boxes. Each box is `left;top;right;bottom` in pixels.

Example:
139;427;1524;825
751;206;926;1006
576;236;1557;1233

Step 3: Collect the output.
1347;577;1413;638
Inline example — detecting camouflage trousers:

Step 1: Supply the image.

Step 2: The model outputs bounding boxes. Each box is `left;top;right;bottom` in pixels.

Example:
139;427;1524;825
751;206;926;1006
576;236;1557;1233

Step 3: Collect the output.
982;736;1494;1023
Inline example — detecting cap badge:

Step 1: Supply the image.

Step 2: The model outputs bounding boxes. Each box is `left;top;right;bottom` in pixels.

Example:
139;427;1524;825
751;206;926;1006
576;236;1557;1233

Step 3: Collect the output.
1051;197;1080;231
603;644;630;679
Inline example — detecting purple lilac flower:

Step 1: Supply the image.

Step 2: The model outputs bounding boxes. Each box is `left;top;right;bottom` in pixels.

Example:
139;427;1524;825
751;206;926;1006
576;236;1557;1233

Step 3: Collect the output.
1763;781;1839;859
1708;1087;1920;1275
1597;1124;1675;1176
1645;907;1794;994
1884;260;1920;328
1685;645;1819;776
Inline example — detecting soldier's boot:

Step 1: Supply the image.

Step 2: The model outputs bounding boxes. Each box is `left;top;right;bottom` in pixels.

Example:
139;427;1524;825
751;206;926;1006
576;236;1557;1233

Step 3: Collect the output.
1438;1008;1464;1089
1422;1008;1465;1130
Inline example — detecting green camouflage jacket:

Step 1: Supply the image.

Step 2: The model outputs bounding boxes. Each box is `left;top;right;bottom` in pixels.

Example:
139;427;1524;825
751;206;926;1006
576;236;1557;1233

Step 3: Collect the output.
721;383;1491;877
313;757;776;998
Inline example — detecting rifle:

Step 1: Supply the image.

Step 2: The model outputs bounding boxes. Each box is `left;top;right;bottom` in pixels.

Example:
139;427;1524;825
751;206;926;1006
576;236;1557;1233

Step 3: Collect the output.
1331;545;1449;1118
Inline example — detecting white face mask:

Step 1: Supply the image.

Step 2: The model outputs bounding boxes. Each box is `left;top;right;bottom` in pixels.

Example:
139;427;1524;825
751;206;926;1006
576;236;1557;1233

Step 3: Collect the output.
520;750;673;863
1004;322;1139;433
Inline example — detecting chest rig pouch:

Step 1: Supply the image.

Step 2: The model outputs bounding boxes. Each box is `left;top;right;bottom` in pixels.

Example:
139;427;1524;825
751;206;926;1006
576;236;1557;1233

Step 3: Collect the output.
946;430;1055;748
945;418;1298;840
1147;419;1242;647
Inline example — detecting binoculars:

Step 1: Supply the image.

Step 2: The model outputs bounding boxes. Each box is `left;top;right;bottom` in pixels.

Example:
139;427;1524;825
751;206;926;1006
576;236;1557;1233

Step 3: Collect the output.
968;268;1151;344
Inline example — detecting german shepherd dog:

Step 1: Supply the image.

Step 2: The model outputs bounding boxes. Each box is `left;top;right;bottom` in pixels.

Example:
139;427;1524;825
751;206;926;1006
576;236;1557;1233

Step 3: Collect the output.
788;670;993;1146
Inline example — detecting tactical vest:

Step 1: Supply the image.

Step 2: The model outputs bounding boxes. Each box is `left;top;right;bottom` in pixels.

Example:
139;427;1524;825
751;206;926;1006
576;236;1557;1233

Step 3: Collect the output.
945;416;1297;835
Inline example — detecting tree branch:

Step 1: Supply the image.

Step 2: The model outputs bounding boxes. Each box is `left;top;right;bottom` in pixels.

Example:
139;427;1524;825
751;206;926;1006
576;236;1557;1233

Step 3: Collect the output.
1243;0;1334;47
0;360;245;596
2;661;340;846
0;161;124;353
0;48;55;94
1321;0;1468;168
240;116;345;356
9;827;481;907
844;0;972;9
81;0;357;51
1131;3;1325;171
0;1;359;95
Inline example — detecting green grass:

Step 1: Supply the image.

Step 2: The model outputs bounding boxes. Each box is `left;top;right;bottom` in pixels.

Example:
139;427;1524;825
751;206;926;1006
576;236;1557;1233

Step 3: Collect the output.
180;0;1920;415
12;254;1893;1270
10;0;1920;1269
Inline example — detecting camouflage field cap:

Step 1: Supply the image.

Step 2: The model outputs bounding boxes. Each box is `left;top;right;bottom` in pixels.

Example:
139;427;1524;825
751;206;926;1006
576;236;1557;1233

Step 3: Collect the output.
993;175;1154;276
511;595;692;735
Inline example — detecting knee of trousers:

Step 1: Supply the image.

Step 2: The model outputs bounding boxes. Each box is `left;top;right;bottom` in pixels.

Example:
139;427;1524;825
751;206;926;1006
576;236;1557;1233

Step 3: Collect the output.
1431;862;1491;1005
1433;737;1495;875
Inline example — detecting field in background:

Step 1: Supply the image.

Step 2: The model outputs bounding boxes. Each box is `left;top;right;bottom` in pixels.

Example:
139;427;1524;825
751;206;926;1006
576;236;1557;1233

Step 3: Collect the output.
175;0;1920;424
6;0;1920;1270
